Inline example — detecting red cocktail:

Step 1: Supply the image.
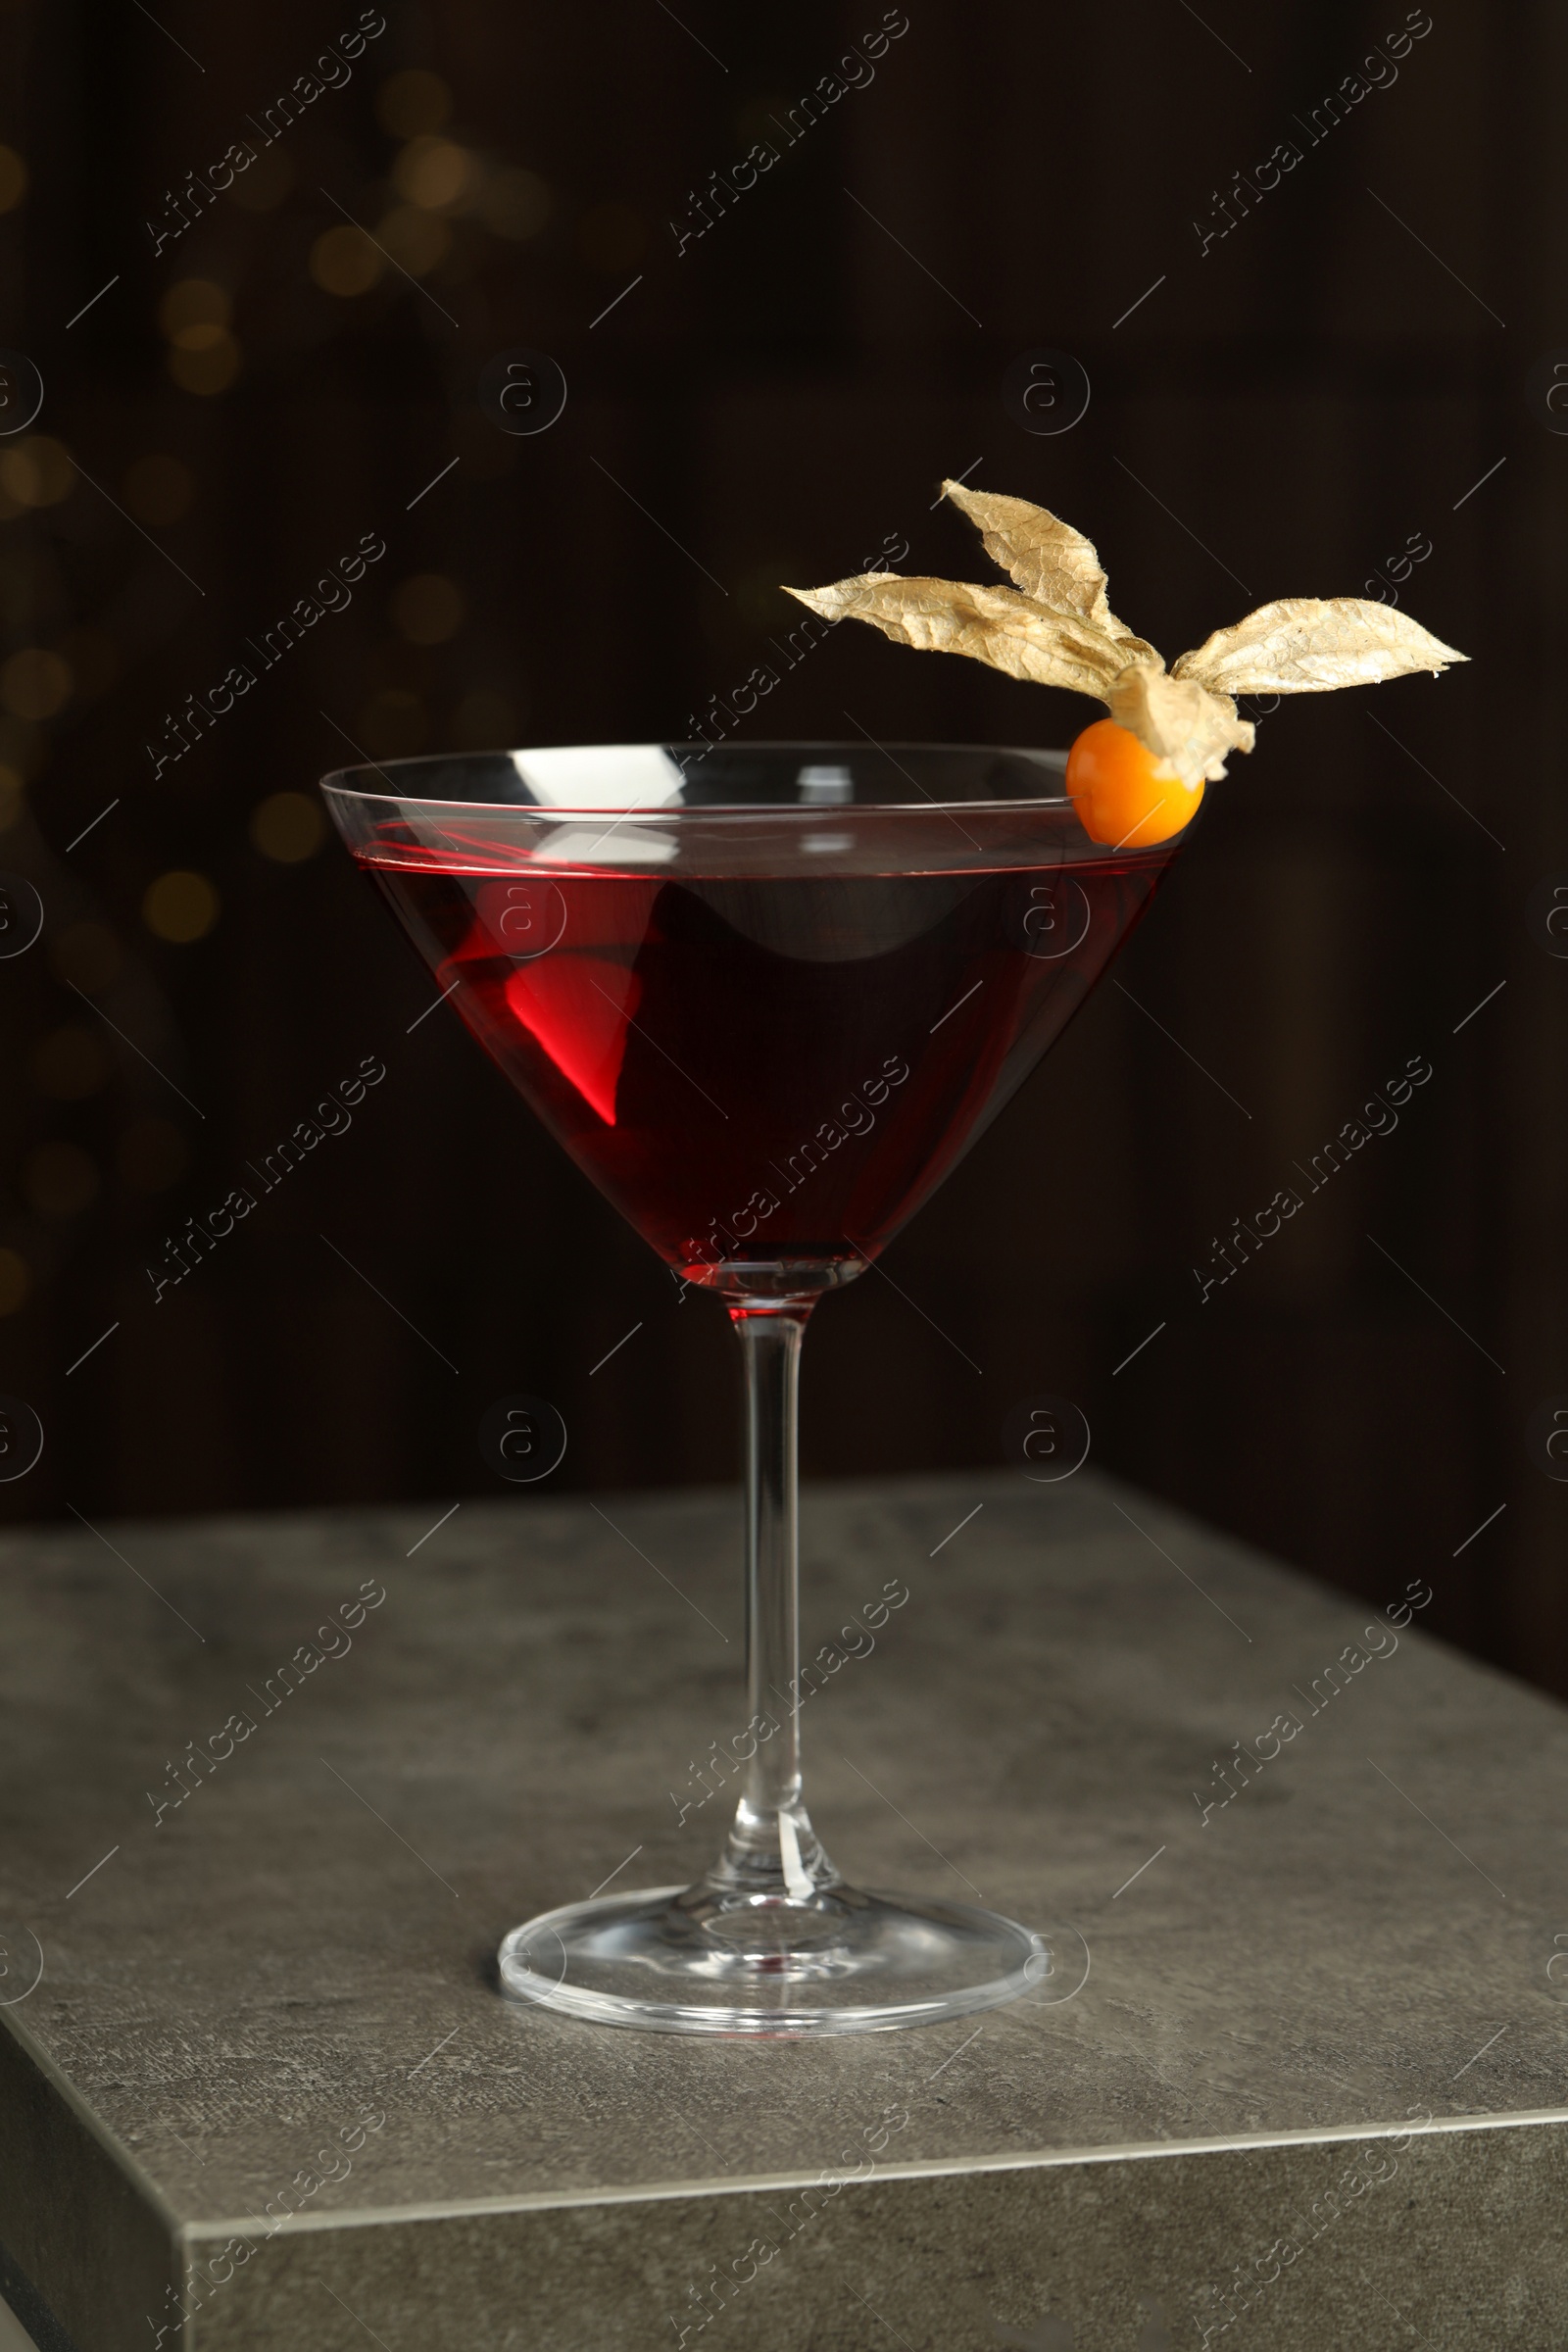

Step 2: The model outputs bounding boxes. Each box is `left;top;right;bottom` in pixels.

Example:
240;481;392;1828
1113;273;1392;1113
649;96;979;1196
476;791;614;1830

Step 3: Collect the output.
323;741;1189;2034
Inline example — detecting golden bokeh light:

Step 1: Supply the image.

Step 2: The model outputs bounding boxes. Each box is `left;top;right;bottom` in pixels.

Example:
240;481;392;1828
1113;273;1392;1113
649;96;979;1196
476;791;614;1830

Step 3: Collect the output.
374;206;451;276
392;572;465;645
0;649;71;721
393;135;479;212
0;145;26;213
142;869;220;944
250;791;326;862
310;223;383;297
160;278;231;340
168;334;241;395
0;436;74;508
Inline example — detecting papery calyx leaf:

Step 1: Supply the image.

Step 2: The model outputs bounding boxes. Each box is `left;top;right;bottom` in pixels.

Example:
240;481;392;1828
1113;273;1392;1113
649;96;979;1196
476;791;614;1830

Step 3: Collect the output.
1104;662;1255;790
1174;597;1468;696
782;574;1130;701
940;482;1108;621
941;479;1155;659
781;497;1469;817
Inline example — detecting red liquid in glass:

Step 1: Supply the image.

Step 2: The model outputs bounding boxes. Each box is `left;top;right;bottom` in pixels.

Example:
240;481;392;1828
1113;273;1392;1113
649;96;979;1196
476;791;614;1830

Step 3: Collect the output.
357;829;1174;1279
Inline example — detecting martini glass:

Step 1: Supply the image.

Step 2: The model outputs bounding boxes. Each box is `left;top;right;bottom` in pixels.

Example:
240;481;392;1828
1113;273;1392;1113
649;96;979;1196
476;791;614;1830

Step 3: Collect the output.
321;742;1191;2034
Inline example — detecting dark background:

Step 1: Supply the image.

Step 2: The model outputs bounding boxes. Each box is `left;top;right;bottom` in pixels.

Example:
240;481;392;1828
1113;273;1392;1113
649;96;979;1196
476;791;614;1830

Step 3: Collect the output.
0;1;1561;1685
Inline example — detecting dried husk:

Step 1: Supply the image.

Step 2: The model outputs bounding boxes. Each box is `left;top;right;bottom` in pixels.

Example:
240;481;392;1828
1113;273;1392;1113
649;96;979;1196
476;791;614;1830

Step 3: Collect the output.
1104;662;1254;787
939;479;1156;661
783;573;1129;701
1175;597;1466;696
783;490;1467;804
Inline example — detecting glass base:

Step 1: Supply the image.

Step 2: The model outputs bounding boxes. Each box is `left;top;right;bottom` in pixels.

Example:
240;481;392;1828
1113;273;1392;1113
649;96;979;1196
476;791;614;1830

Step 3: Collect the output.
497;1881;1049;2036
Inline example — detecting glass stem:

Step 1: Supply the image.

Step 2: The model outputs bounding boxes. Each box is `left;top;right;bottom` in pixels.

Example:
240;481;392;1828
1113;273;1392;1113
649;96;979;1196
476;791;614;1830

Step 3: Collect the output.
709;1305;836;1902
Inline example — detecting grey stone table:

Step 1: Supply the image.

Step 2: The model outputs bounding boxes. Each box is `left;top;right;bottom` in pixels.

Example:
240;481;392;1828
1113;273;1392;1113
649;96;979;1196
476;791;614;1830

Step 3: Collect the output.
0;1471;1565;2352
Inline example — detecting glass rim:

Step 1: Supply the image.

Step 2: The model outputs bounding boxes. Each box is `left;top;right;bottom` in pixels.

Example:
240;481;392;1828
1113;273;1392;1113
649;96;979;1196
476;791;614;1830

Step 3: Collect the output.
318;739;1074;818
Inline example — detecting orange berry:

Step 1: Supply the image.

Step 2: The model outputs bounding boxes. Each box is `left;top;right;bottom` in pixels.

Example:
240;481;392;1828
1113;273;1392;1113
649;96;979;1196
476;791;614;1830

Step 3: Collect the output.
1064;716;1202;848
